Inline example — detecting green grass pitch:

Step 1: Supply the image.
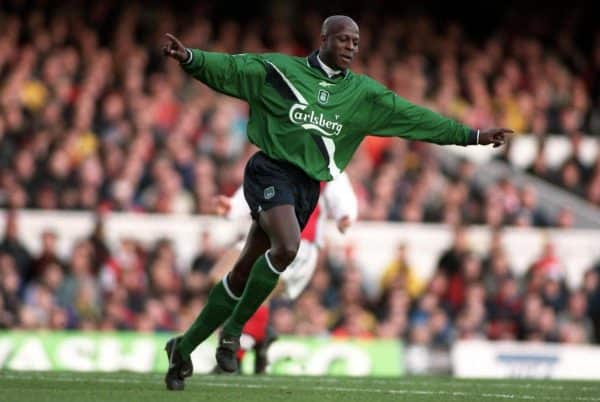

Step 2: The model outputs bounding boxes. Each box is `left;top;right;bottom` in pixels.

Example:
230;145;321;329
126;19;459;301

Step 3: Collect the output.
1;371;599;402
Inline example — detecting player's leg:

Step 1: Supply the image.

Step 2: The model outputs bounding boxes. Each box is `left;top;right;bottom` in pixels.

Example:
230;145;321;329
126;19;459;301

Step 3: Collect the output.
213;242;316;375
214;151;319;373
231;241;318;374
226;207;298;295
280;240;320;300
208;243;278;375
175;222;269;356
164;222;269;390
239;304;270;368
216;204;301;372
252;240;318;373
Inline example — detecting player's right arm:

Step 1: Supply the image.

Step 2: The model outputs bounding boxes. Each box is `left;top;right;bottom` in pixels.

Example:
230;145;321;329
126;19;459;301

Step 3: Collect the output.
163;33;265;101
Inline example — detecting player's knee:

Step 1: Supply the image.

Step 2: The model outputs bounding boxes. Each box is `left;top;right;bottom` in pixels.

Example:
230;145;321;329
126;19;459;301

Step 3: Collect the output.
269;240;299;271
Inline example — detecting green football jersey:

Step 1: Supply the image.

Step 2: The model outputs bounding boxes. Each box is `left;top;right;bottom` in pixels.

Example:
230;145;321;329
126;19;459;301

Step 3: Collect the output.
182;49;473;181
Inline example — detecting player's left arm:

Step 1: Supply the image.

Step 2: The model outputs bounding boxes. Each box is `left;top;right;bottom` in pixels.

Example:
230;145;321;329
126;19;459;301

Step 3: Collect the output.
367;83;512;146
322;172;358;234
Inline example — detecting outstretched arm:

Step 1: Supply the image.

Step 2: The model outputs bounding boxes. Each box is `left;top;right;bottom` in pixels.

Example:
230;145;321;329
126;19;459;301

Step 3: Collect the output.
367;81;512;147
162;33;266;101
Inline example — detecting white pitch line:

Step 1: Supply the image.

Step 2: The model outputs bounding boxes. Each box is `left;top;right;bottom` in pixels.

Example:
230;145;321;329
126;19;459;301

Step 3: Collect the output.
195;374;590;391
214;375;572;390
1;373;600;401
9;371;593;393
2;371;598;393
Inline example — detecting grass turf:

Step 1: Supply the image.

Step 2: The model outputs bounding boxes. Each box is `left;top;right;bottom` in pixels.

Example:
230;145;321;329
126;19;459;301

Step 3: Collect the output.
1;371;600;402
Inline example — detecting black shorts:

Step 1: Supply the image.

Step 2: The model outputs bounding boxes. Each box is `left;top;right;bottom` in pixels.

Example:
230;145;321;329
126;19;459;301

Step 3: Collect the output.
243;151;320;230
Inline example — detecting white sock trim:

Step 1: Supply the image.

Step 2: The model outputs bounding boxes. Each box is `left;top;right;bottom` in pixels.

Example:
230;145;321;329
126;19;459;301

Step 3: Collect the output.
264;250;282;275
222;275;241;301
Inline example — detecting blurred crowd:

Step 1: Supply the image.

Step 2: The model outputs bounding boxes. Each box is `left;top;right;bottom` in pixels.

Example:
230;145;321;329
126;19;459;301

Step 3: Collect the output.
1;211;600;349
1;1;599;227
278;225;600;346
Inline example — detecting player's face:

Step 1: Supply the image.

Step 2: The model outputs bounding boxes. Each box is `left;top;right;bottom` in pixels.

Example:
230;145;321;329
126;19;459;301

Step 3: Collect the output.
324;28;359;70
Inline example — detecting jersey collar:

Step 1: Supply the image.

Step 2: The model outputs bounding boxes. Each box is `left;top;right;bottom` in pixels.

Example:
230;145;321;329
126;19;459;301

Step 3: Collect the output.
307;51;349;79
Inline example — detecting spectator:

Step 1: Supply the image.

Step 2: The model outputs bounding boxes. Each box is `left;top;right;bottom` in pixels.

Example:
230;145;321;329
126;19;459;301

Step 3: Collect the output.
191;231;221;274
558;290;594;342
0;213;32;288
583;268;600;341
3;3;598;222
379;243;424;300
514;185;549;227
437;225;470;277
30;230;64;283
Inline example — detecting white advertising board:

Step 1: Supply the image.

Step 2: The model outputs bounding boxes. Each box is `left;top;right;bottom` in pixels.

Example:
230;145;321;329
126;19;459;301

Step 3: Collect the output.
453;340;600;380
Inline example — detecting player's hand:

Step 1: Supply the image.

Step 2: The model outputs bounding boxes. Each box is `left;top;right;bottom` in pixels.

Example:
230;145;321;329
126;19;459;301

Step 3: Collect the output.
337;216;352;234
213;195;232;217
478;128;513;148
163;33;189;62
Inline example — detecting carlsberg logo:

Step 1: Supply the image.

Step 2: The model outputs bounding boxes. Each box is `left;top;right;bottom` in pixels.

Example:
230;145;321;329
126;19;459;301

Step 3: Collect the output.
289;103;343;137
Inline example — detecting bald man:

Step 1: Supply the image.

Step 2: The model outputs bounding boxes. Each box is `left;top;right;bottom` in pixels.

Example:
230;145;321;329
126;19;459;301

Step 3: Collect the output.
162;15;512;389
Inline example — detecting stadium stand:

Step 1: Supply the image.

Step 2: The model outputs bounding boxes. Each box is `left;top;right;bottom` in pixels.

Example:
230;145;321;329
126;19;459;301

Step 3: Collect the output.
1;1;599;357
